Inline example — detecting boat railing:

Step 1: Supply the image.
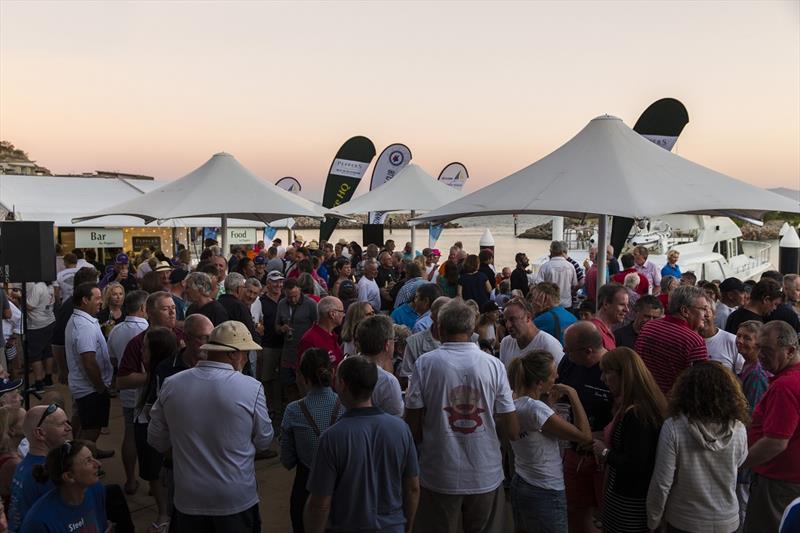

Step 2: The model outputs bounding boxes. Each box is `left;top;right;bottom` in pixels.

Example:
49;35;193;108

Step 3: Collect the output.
731;241;772;274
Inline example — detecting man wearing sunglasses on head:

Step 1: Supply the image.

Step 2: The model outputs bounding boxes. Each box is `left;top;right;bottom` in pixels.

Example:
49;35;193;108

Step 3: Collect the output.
7;404;134;533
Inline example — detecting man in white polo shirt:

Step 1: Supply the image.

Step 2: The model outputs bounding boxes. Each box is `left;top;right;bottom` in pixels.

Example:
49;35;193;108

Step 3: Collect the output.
500;297;564;368
405;298;519;532
65;282;113;445
147;320;273;532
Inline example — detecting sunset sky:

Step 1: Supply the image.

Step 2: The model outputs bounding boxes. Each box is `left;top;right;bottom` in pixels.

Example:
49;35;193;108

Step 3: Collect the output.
1;1;798;201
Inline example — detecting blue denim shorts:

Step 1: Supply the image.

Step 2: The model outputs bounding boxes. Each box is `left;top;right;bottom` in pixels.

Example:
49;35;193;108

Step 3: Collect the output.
511;474;568;533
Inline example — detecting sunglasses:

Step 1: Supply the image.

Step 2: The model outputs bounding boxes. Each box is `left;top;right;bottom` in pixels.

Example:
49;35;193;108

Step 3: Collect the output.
37;403;58;428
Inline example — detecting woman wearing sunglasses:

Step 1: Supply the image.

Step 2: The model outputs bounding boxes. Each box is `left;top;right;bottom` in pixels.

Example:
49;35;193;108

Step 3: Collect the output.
19;439;106;533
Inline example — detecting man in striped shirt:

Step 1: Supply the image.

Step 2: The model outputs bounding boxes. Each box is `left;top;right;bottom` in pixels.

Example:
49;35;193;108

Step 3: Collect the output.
635;285;709;394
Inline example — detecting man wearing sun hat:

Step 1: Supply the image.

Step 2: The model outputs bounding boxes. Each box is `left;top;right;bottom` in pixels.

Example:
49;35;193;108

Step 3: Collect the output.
148;320;273;531
153;260;173;292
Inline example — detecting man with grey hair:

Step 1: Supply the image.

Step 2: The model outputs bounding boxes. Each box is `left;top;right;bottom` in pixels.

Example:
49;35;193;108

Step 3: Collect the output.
398;297;481;389
219;273;259;342
635;285;709;393
535;240;579;309
405;298;518;531
297;296;344;368
356;315;403;416
148;320;272;531
107;289;149;494
357;259;381;313
742;320;800;533
782;273;800;317
185;271;229;326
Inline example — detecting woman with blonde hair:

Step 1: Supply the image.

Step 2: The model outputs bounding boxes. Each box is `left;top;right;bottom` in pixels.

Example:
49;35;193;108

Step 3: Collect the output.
507;350;592;533
591;347;667;533
646;361;749;533
98;281;125;336
339;302;375;358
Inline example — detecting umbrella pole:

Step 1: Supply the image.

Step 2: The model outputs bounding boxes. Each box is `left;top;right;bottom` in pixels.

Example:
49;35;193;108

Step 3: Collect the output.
597;215;609;288
221;214;228;256
410;210;416;255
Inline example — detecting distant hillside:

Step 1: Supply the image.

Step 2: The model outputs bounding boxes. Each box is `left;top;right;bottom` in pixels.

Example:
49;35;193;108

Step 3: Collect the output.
0;141;52;175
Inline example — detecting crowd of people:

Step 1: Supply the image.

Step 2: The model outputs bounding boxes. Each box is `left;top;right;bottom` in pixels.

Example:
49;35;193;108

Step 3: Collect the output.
0;234;799;533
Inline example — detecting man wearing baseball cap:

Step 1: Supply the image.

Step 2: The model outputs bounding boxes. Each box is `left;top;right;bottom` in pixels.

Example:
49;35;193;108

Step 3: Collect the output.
716;277;745;329
99;253;138;292
148;320;273;532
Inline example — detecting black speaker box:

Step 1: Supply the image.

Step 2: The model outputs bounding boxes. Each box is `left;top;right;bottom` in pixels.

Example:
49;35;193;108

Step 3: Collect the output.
362;224;385;248
0;221;56;283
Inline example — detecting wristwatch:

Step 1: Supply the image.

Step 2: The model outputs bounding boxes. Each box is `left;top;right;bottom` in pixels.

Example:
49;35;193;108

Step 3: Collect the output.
601;448;609;459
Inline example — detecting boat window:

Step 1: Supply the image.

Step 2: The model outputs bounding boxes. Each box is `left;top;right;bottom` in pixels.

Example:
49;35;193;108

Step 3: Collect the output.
736;238;743;255
719;240;729;259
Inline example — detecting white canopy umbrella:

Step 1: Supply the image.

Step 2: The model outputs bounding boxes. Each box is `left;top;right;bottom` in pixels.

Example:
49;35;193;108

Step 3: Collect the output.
73;152;332;251
331;163;463;250
411;115;800;285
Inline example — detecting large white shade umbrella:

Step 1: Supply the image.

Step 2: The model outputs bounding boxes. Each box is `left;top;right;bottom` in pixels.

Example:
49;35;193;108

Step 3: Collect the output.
331;163;463;250
73;152;333;251
412;115;800;284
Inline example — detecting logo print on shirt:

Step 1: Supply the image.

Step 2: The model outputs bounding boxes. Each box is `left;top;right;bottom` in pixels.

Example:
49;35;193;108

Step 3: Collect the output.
444;384;485;434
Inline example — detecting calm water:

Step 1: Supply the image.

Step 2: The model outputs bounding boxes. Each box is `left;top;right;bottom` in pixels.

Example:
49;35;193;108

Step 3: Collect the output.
303;213;781;274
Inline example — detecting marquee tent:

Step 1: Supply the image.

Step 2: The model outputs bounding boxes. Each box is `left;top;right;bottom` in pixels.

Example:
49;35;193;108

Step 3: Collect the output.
330;163;463;250
411;115;800;285
73;152;333;250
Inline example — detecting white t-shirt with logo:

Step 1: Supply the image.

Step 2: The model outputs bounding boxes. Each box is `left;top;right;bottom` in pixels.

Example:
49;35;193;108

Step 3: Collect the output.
511;396;565;490
499;330;564;368
405;341;515;495
705;328;745;374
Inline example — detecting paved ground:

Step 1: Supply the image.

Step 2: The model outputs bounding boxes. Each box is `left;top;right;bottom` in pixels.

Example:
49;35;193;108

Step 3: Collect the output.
37;384;293;532
39;384;515;532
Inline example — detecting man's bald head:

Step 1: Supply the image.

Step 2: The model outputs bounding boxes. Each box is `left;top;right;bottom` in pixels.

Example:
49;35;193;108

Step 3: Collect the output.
564;321;605;367
184;313;213;336
23;404;72;454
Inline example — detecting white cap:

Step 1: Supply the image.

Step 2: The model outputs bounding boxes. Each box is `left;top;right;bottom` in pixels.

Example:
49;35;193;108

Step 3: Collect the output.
779;222;790;237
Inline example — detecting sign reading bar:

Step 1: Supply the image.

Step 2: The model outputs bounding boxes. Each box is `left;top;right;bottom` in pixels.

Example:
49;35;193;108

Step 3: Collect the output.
75;228;123;248
227;227;256;245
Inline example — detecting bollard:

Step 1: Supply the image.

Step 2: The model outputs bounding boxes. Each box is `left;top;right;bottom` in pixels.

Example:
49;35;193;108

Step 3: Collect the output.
480;228;495;253
778;226;800;275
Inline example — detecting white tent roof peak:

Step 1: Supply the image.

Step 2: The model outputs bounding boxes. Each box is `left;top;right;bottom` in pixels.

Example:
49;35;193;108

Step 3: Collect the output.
330;163;463;215
412;115;799;225
72;152;331;225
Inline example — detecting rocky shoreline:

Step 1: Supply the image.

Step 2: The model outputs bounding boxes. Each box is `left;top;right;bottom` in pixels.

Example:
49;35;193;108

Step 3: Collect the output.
518;219;790;242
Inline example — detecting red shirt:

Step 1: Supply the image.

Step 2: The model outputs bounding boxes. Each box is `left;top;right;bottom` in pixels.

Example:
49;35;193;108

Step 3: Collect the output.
590;318;616;351
611;268;649;295
635;315;708;394
118;328;186;376
297;323;344;367
748;363;800;483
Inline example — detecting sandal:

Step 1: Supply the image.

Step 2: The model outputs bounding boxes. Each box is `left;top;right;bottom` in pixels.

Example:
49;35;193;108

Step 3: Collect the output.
149;521;170;533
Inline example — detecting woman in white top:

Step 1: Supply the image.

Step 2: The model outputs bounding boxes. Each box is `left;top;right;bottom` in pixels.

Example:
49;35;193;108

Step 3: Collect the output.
646;361;749;533
507;350;592;533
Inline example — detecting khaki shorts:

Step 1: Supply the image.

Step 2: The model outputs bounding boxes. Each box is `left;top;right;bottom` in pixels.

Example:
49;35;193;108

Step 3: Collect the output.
414;485;506;533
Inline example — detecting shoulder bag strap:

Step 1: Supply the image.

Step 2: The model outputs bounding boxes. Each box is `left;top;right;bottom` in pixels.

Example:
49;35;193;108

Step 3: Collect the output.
298;399;321;437
330;398;342;427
